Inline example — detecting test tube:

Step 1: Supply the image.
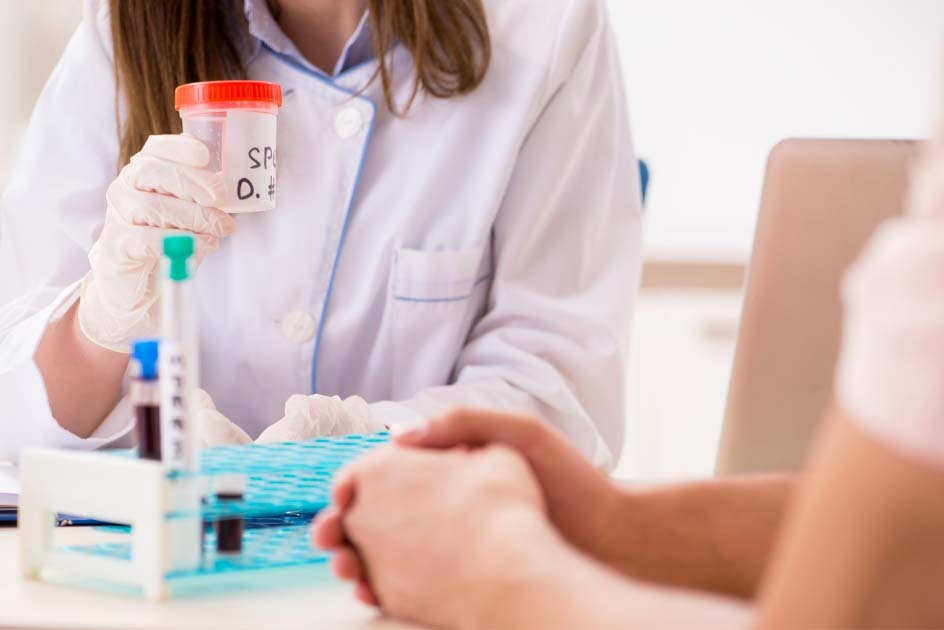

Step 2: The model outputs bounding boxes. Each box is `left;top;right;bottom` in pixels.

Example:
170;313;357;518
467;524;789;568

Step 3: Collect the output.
131;339;161;461
159;235;202;571
159;236;200;471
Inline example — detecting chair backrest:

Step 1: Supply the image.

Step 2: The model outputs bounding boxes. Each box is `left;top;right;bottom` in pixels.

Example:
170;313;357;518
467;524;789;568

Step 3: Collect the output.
715;139;918;475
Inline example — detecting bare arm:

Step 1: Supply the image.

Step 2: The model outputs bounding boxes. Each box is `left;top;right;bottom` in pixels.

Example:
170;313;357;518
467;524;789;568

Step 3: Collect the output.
33;301;128;438
321;440;755;629
473;507;752;630
757;412;944;627
601;475;795;599
396;409;796;600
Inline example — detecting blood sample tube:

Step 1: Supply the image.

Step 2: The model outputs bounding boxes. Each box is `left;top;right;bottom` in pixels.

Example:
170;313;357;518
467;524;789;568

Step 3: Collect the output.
215;475;246;555
131;339;161;460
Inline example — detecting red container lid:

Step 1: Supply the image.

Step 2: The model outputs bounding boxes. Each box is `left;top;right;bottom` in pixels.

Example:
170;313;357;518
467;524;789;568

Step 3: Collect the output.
175;80;283;110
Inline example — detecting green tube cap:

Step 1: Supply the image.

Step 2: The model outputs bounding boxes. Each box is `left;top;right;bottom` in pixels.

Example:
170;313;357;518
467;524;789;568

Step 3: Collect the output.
163;235;195;281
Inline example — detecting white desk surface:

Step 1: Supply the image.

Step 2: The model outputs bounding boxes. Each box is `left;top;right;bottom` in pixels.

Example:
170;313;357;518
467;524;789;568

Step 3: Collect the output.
0;526;419;630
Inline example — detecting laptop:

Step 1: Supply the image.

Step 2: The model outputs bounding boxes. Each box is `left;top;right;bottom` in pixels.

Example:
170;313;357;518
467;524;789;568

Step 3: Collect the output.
716;139;919;475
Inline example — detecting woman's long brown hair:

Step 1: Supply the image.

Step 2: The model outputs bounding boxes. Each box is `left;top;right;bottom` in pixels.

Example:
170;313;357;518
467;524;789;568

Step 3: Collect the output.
109;0;491;166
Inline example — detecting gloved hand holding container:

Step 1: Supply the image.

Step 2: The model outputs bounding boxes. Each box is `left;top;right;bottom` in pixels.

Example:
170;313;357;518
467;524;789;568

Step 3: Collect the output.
175;80;283;213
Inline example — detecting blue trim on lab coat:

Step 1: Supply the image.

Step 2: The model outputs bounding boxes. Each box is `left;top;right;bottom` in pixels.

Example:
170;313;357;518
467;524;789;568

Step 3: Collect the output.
260;44;379;394
393;274;495;303
311;104;376;394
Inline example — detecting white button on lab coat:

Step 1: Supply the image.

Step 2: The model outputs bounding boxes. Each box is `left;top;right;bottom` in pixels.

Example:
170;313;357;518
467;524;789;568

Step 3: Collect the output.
282;311;317;345
334;107;365;139
0;0;642;468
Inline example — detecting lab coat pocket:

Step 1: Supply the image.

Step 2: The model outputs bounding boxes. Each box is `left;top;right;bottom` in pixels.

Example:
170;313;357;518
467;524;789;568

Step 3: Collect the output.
391;245;492;399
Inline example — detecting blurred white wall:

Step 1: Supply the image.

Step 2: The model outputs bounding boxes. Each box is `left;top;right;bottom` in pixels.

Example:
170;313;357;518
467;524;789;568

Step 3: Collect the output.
4;1;944;258
0;1;83;188
609;0;944;262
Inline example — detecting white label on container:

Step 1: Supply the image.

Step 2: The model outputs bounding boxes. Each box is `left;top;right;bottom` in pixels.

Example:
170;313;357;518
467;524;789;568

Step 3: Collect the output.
222;110;277;213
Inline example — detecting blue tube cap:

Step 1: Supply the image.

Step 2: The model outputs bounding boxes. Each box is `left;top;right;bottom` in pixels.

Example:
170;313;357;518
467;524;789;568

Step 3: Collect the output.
132;339;160;380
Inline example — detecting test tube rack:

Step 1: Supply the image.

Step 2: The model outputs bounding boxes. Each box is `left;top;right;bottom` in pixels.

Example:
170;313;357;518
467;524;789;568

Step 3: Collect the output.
19;432;388;600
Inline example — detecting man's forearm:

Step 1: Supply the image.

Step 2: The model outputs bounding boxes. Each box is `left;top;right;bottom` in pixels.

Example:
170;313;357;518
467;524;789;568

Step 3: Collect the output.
473;513;751;629
599;474;796;598
758;417;944;627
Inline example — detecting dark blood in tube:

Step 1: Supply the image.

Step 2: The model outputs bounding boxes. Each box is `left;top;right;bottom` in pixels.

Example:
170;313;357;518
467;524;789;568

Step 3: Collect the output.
136;405;162;461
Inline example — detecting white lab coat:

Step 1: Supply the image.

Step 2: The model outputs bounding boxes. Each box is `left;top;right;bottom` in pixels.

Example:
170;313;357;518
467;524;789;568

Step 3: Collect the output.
0;0;641;468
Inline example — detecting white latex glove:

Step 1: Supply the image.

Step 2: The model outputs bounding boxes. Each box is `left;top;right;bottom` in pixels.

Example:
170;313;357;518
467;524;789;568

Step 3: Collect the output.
835;134;944;469
78;134;235;352
194;388;252;448
256;394;387;444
